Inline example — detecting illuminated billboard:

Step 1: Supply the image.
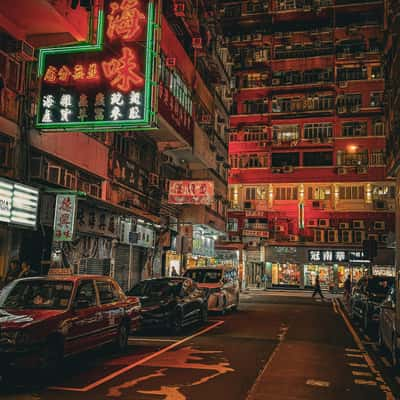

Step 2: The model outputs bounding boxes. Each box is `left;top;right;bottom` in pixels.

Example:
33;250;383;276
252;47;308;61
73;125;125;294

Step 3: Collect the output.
168;181;214;205
36;0;159;132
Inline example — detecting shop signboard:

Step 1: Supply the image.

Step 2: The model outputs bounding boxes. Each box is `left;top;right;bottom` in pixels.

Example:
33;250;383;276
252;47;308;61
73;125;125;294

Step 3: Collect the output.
53;195;77;241
0;178;39;229
242;230;269;238
168;180;214;205
76;203;120;238
308;249;366;263
36;0;159;132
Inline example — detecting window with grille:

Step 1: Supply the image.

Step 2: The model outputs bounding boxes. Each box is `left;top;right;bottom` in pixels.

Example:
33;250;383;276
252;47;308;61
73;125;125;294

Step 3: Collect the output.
370;151;385;166
303;123;332;139
275;187;298;200
338;186;365;200
342;122;367;137
272;125;299;142
308;187;331;200
372;120;385;136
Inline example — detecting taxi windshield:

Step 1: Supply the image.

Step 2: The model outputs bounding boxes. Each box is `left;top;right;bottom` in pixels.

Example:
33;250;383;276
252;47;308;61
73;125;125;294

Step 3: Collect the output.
184;269;223;283
0;280;73;310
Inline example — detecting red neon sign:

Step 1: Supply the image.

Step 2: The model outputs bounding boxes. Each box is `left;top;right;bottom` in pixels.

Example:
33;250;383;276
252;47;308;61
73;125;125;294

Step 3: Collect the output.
107;0;146;42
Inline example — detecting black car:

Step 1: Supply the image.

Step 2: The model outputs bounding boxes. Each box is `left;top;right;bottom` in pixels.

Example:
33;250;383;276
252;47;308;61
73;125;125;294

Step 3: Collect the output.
126;277;208;333
350;275;394;330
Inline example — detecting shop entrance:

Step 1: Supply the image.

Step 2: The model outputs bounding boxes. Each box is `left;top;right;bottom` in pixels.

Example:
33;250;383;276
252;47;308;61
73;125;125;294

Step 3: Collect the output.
247;262;265;287
304;264;334;290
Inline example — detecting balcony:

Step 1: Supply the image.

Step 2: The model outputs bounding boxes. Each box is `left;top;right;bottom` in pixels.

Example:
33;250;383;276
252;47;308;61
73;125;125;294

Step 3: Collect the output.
244;223;269;230
274;44;334;59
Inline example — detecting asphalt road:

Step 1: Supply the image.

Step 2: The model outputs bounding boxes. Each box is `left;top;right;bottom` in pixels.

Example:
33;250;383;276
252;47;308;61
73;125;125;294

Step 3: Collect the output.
1;290;399;400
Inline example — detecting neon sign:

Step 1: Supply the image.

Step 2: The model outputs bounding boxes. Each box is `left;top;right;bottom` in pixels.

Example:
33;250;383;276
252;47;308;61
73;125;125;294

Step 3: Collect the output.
36;0;159;132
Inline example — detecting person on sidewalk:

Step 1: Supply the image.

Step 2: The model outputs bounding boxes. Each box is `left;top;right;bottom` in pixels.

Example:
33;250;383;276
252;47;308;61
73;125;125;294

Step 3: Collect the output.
255;274;261;289
343;275;351;303
312;274;324;299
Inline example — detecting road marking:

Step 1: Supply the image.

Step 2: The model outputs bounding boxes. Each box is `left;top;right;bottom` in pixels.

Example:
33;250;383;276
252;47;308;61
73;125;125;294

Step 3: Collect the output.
348;363;368;368
354;379;378;386
380;357;391;368
336;301;395;400
345;347;361;353
352;371;373;377
332;299;338;314
306;379;331;388
346;353;364;358
49;320;224;393
128;338;178;343
395;376;400;385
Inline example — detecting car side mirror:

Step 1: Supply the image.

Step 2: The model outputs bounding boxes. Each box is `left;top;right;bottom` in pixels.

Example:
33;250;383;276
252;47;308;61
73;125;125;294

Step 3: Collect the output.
74;298;91;309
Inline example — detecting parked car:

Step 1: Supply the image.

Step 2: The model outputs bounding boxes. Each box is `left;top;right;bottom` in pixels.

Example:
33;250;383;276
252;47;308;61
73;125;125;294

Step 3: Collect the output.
0;274;141;373
184;266;240;313
126;277;208;333
350;275;394;330
378;285;399;366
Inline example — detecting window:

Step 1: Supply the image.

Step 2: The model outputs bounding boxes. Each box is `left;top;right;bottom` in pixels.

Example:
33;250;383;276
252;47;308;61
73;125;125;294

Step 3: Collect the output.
75;281;97;308
337;67;367;81
244;154;268;168
243;99;268;114
373;120;385;136
227;218;238;232
337;94;362;113
273;125;299;142
308;187;331;200
271;152;299;167
96;280;120;304
370;92;383;107
245;186;267;200
338;186;365;200
342;122;367;137
371;66;382;79
338;150;368;166
275;187;298;200
370;151;385;166
372;185;395;200
303;123;332;139
243;73;269;88
303;152;333;166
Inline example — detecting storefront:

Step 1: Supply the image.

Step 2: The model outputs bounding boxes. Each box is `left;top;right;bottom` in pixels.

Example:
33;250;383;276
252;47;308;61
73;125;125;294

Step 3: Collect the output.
271;262;301;287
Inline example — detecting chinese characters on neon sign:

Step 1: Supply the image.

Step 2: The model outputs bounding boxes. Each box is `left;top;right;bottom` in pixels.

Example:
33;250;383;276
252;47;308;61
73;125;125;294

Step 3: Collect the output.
308;250;366;263
36;0;158;131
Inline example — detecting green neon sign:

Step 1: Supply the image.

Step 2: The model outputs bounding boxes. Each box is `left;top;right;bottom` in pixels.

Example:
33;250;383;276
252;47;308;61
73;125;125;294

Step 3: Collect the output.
36;0;159;132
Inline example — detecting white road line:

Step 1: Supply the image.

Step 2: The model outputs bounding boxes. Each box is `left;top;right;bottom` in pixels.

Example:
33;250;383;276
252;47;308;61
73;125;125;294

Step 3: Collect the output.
354;379;378;386
306;379;331;388
345;347;361;353
128;338;177;343
332;299;338;314
380;357;391;368
346;353;364;358
49;320;224;393
352;371;373;377
336;302;395;400
348;363;368;368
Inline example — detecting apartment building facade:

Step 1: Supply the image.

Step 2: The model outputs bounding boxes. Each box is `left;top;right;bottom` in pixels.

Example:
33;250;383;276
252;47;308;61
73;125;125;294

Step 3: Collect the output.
0;0;231;288
222;0;394;289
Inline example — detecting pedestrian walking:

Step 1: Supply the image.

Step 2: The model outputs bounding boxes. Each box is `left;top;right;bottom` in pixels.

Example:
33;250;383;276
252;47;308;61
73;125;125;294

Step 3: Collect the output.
343;275;351;303
255;274;261;288
18;261;36;279
171;266;179;277
312;274;324;299
262;273;268;290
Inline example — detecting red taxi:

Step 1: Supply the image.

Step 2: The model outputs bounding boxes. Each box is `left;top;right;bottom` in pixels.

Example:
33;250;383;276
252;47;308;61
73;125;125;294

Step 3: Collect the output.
0;272;141;372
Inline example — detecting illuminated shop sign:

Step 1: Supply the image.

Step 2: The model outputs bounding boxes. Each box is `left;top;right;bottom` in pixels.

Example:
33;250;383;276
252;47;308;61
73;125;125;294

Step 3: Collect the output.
168;181;214;205
308;249;366;263
0;178;39;229
53;195;77;241
36;0;159;132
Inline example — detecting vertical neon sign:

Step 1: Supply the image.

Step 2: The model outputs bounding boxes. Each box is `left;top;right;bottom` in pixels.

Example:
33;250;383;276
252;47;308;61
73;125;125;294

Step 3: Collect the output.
36;0;159;132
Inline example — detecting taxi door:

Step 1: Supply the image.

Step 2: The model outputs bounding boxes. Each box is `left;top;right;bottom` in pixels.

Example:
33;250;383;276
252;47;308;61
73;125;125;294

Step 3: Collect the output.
65;279;104;355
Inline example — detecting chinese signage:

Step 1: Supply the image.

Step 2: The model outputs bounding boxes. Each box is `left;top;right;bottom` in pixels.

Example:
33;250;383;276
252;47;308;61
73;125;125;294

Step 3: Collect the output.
308;249;366;263
168;181;214;205
242;230;269;238
0;178;39;229
77;203;119;238
53;195;77;241
36;0;159;132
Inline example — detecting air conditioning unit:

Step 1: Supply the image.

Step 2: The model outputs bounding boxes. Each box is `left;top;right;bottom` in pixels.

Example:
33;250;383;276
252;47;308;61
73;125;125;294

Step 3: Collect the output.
307;219;318;227
373;200;388;210
338;81;348;88
149;173;159;187
337;167;347;175
312;200;324;209
289;235;299;242
357;166;368;174
244;201;253;209
339;222;350;229
8;39;35;61
327;230;338;243
271;167;282;173
166;57;177;68
342;230;352;243
192;37;203;49
352;220;364;229
374;221;385;230
283;165;294;173
318;218;329;227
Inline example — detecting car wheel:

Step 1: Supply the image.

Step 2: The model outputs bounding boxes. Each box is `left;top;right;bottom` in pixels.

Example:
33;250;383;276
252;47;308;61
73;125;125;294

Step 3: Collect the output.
170;312;183;335
114;323;129;353
391;334;398;367
232;294;240;311
220;296;228;315
200;305;208;324
42;338;64;373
